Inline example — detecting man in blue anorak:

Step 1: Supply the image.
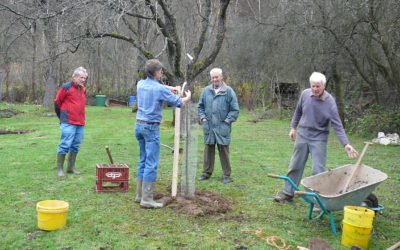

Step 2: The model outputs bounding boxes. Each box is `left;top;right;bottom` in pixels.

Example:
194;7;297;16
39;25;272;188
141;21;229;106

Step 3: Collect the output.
198;68;240;184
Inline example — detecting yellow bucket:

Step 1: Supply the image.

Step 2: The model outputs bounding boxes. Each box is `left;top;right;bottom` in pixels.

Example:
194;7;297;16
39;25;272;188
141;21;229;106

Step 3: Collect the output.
343;206;375;228
342;206;375;249
341;222;372;249
37;200;69;231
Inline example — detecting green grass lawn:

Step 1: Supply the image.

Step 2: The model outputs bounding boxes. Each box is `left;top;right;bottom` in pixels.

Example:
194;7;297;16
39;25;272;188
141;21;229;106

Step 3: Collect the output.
0;103;399;249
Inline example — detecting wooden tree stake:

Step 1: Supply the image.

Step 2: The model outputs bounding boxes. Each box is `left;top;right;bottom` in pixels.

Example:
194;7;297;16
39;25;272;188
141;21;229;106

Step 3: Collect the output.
171;86;182;197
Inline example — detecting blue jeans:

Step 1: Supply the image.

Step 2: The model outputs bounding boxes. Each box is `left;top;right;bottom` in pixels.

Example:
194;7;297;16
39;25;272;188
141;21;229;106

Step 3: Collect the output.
135;123;160;183
57;123;84;154
283;134;327;196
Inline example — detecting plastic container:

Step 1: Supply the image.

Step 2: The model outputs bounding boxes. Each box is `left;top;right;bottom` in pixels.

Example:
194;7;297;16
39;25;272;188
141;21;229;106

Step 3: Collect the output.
343;206;375;228
342;206;375;249
129;96;136;107
342;222;372;249
95;95;107;106
37;200;69;231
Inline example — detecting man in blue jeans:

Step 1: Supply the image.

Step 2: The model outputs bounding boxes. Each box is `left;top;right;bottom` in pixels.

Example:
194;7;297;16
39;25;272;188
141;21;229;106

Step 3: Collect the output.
54;67;88;177
274;72;358;203
135;59;191;208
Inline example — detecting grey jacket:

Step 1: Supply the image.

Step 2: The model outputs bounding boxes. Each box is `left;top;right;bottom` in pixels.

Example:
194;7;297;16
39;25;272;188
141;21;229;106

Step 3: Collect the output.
198;83;239;145
291;89;349;145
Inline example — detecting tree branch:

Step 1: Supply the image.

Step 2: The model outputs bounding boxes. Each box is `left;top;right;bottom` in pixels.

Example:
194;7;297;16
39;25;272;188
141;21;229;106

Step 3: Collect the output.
188;0;231;80
192;0;211;61
89;32;154;59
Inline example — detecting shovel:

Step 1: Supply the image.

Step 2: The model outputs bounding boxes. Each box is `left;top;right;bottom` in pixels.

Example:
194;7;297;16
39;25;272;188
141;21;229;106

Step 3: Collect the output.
342;142;373;192
105;146;114;164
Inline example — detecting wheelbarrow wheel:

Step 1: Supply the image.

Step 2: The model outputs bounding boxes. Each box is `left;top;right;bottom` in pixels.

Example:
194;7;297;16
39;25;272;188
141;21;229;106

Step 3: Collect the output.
364;193;379;209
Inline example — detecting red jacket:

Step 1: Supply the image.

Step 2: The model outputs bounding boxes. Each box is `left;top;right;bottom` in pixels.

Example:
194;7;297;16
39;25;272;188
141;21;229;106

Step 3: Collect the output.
54;81;87;125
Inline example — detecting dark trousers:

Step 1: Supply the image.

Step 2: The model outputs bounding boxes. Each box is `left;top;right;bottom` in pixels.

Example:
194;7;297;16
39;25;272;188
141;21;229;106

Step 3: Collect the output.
202;144;231;178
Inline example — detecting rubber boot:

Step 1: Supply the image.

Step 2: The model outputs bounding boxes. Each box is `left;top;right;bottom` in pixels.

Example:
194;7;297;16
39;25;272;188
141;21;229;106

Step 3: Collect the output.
134;179;143;203
140;182;163;208
57;154;66;177
67;152;80;175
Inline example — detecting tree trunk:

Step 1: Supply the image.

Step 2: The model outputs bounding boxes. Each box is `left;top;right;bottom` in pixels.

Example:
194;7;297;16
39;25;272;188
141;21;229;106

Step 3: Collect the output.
180;102;198;197
31;21;37;102
332;61;345;127
42;13;59;108
43;57;59;108
96;43;102;93
0;72;3;101
3;62;10;102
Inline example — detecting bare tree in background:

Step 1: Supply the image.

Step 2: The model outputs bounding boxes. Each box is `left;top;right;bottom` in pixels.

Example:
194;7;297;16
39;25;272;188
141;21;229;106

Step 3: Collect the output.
302;0;400;106
88;0;231;89
0;0;88;106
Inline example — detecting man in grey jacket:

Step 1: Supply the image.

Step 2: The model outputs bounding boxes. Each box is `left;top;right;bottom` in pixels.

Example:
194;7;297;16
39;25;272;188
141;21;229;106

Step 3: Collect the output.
198;68;240;184
275;72;358;203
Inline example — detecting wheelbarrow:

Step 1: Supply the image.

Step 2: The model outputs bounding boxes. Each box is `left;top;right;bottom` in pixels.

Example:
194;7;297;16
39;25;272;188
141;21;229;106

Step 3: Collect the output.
268;144;388;233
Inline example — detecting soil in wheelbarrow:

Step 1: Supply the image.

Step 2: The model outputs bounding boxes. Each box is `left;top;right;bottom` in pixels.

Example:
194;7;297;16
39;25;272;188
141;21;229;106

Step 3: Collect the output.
154;188;233;216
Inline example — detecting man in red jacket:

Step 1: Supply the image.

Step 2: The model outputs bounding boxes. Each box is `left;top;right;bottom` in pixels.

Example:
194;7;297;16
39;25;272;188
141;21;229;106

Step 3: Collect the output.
54;67;88;176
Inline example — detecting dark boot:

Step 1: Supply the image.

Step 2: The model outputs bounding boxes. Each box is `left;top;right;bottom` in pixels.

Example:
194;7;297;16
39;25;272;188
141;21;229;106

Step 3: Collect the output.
273;192;293;203
140;182;163;208
57;154;66;177
135;179;143;203
67;152;80;175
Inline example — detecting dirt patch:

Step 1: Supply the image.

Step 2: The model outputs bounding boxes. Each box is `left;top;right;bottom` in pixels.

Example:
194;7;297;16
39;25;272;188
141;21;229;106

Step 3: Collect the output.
217;214;247;223
0;129;36;135
155;189;233;216
309;237;332;250
246;119;262;123
0;109;24;118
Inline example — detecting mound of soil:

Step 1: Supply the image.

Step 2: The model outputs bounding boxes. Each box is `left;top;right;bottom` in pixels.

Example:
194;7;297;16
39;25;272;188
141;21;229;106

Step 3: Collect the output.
0;129;36;135
309;237;332;250
0;109;23;118
155;189;232;216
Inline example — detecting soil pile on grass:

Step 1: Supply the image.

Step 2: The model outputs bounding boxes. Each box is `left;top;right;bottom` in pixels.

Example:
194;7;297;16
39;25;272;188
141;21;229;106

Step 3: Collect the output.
0;129;36;134
0;109;23;118
155;189;232;216
309;237;332;250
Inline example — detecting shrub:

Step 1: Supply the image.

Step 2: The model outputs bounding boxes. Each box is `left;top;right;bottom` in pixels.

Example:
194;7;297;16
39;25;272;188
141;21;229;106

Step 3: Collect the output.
346;105;400;137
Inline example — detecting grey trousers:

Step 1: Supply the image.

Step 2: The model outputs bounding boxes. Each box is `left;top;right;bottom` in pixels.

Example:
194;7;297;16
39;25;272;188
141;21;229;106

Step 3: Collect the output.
202;144;231;178
283;134;327;196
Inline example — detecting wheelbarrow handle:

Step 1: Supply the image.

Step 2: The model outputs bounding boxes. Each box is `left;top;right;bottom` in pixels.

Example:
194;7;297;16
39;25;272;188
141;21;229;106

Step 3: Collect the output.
267;173;280;178
294;191;308;196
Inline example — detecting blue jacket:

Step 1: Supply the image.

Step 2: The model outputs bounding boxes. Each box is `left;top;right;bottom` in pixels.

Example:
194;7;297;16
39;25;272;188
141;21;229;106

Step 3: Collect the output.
136;77;183;123
198;83;239;145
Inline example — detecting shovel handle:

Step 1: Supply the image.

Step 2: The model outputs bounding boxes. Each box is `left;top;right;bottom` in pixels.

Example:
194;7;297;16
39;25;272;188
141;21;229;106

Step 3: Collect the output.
387;241;400;250
105;146;114;164
343;142;373;191
354;142;373;166
267;174;280;178
294;191;308;196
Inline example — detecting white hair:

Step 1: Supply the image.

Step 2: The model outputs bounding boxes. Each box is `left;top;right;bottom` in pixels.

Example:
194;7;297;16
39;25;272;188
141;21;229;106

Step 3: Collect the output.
210;68;223;76
309;72;326;85
72;67;88;78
